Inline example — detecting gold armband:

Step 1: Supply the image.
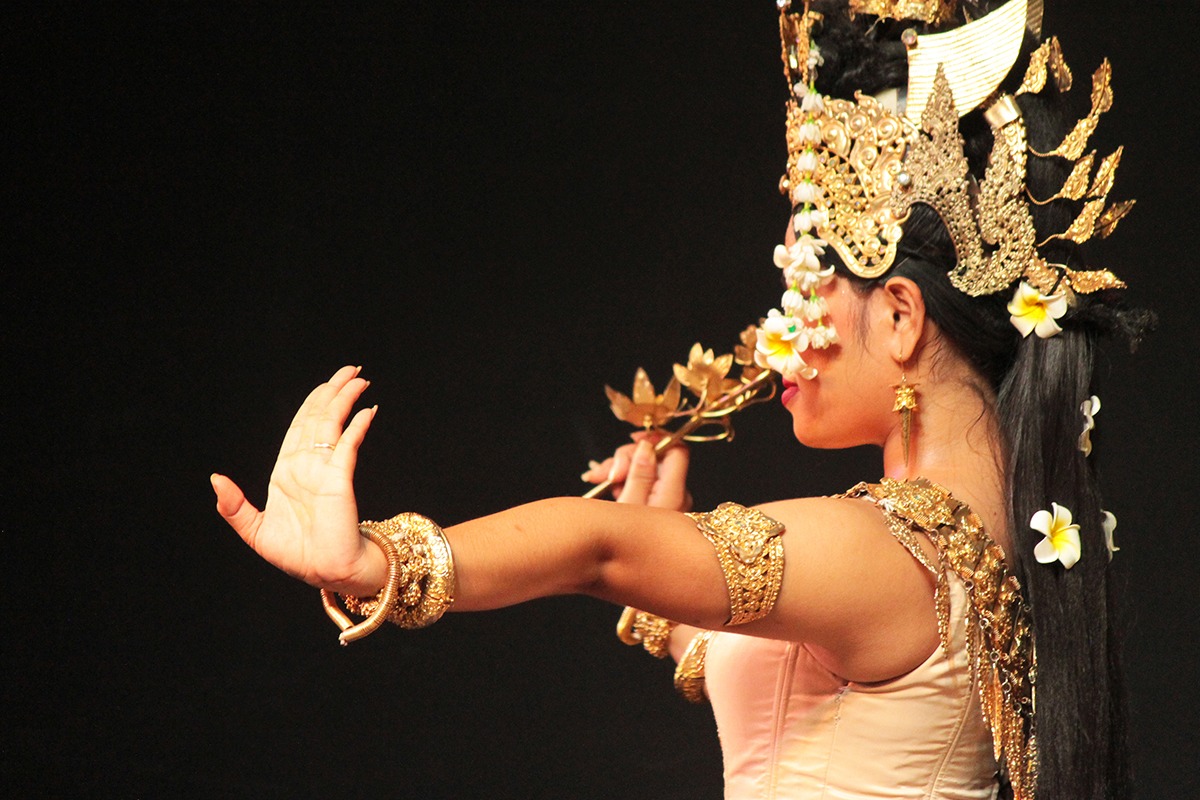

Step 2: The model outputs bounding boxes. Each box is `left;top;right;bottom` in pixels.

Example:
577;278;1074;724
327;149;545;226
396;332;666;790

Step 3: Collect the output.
687;502;786;626
673;630;715;704
320;513;456;646
616;607;678;659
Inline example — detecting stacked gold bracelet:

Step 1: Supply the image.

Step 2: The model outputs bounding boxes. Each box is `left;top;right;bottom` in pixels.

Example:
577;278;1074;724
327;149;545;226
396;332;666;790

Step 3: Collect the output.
616;607;678;659
320;513;456;646
673;630;715;704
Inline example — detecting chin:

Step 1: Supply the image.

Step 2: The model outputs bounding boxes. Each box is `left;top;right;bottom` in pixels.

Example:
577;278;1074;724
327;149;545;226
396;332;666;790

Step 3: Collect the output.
791;427;847;449
789;412;877;450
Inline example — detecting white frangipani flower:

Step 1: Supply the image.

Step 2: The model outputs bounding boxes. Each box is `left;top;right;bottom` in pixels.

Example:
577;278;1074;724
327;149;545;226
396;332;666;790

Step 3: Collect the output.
1101;510;1119;560
1032;503;1082;569
754;309;816;380
1008;281;1068;339
1079;395;1100;456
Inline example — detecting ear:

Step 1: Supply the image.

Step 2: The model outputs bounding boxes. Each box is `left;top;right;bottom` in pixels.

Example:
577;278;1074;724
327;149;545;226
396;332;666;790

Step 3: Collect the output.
880;277;927;364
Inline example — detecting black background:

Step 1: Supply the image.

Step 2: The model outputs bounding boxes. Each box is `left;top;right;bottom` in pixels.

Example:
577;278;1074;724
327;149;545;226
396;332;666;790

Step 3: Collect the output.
6;2;1198;797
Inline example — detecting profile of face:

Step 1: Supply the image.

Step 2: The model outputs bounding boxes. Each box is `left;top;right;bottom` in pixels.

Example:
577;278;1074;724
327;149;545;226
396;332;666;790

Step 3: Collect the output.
779;222;903;451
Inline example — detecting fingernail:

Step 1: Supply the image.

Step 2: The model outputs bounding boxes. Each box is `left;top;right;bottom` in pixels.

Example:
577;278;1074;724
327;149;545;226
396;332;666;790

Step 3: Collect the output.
580;471;592;482
607;454;624;482
588;460;601;470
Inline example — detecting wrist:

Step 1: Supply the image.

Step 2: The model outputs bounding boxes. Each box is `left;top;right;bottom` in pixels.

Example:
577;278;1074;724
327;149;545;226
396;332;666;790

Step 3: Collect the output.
327;535;389;597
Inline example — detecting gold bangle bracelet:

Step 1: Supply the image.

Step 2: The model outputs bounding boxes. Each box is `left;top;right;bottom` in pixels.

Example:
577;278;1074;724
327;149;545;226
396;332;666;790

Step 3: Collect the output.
616;607;678;659
320;513;456;645
673;630;715;704
320;528;405;646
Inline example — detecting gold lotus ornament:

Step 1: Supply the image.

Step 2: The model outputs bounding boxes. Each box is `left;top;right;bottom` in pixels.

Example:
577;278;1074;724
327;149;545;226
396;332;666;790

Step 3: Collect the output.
733;324;766;383
674;343;739;404
605;369;683;431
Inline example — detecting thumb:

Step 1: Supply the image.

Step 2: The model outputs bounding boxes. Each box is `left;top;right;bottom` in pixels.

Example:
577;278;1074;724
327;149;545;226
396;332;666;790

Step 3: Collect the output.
616;439;658;506
211;473;263;544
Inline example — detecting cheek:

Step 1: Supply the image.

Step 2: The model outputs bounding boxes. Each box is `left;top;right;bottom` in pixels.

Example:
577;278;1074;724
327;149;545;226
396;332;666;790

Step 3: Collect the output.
784;338;895;448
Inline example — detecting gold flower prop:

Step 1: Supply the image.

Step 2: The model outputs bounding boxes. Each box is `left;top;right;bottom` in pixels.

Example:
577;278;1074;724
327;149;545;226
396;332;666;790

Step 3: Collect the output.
673;343;739;404
604;369;682;431
585;329;777;500
734;324;767;383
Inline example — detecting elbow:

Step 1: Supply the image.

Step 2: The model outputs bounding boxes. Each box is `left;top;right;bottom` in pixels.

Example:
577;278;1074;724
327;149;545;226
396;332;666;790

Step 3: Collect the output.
530;496;616;598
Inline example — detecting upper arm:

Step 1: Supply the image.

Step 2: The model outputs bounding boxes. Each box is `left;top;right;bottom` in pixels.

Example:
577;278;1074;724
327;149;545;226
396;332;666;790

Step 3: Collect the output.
591;495;940;681
739;497;940;680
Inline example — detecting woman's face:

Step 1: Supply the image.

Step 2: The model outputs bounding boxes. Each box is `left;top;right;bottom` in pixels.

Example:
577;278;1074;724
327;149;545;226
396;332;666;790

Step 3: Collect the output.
779;226;898;450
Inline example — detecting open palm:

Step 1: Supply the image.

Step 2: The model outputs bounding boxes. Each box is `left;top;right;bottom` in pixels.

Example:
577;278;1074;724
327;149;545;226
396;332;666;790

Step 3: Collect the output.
211;366;384;596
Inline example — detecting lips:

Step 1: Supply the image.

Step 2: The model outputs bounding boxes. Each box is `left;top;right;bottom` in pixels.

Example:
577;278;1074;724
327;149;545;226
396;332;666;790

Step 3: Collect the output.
781;378;798;406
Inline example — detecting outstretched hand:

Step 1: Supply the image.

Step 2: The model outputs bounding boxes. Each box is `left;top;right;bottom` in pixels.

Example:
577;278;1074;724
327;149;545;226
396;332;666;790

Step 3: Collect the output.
211;366;387;596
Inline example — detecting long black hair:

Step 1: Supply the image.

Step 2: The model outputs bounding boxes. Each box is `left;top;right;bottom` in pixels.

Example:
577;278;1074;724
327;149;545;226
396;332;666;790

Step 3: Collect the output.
806;3;1154;797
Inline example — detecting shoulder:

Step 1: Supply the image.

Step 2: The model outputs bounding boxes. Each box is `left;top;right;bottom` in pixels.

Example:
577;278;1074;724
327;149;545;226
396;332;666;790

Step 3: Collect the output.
737;490;942;681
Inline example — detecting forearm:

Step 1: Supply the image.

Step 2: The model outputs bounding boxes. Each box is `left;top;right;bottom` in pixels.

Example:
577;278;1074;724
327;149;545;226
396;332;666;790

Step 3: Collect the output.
446;497;708;615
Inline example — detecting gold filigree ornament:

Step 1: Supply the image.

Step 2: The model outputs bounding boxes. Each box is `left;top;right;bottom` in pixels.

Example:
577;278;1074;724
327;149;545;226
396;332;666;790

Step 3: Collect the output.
602;330;778;657
776;0;1130;312
848;0;958;26
588;330;776;501
848;479;1038;800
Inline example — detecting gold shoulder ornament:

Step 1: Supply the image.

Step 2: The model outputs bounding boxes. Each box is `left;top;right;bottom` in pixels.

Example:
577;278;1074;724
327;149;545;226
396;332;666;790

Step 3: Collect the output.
845;478;1038;800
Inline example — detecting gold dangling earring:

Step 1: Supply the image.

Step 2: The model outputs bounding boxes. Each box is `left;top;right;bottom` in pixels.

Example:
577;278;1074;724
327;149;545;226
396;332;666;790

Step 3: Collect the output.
893;367;918;466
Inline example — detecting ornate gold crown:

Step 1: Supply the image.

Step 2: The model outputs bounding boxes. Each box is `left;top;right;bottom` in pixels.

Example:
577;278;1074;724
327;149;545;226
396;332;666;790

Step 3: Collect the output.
848;0;958;25
778;0;1129;300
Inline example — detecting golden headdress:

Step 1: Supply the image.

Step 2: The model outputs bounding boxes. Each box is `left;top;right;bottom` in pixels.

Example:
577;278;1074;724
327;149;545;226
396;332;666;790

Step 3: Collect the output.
778;0;1129;301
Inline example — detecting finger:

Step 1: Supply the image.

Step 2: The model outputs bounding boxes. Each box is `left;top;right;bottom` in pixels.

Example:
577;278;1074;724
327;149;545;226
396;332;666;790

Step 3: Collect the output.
580;458;608;483
616;438;657;506
310;377;371;450
280;366;363;453
211;472;263;545
329;405;377;474
649;443;691;511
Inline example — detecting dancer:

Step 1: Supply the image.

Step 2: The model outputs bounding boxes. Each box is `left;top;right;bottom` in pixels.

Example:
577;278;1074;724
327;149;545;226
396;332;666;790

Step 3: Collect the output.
213;2;1149;796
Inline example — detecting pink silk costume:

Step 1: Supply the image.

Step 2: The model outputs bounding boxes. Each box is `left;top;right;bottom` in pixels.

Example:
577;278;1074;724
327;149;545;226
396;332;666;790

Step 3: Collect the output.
693;479;1036;799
